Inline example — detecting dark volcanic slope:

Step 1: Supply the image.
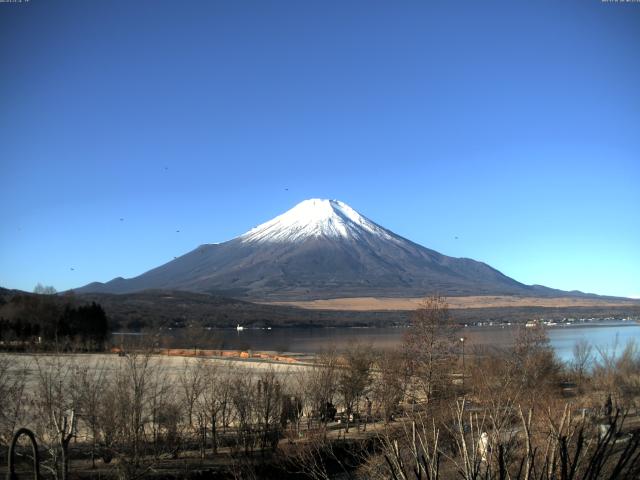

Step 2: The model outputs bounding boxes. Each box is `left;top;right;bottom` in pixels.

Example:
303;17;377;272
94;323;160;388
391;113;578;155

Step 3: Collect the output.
77;199;592;300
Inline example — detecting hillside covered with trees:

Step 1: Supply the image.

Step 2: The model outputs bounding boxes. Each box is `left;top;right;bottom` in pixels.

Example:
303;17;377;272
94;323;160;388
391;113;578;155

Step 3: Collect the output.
0;288;109;350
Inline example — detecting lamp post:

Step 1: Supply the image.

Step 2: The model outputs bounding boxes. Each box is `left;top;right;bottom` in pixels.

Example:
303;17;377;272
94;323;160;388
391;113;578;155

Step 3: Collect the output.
460;337;466;392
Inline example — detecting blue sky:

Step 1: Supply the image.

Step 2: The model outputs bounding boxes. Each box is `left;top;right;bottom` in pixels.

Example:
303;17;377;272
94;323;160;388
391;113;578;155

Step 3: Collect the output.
1;0;638;298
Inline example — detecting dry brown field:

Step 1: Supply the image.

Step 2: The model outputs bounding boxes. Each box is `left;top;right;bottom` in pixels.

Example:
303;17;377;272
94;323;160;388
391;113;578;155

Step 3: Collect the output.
264;295;640;311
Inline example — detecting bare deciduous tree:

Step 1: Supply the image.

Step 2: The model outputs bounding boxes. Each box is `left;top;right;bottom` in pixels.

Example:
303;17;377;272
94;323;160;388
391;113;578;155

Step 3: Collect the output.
307;349;339;431
0;356;29;449
74;361;108;469
510;324;561;398
571;338;593;385
179;357;204;453
33;283;57;295
32;355;79;480
337;343;372;433
404;296;457;404
255;366;283;452
594;339;640;412
372;349;407;424
377;399;640;480
230;373;255;455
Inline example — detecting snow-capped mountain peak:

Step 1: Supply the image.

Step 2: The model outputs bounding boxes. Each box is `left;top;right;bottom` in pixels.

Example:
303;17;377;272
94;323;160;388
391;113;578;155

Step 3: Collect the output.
77;198;547;300
240;198;393;243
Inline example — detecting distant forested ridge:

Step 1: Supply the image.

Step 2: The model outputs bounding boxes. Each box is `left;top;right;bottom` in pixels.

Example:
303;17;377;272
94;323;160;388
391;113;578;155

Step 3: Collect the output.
0;289;109;350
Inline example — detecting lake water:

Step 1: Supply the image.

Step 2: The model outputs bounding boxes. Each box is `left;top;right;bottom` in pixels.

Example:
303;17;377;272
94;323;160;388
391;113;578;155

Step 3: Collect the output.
208;321;640;363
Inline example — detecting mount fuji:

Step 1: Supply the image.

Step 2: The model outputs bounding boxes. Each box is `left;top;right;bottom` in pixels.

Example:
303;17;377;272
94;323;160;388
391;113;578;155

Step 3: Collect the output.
77;199;568;300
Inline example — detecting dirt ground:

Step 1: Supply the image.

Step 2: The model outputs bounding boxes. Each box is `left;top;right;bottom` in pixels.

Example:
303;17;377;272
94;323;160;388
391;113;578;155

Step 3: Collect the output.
2;352;312;395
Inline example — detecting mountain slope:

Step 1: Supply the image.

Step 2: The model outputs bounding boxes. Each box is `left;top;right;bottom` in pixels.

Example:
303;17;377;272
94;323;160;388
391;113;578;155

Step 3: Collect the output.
77;199;574;300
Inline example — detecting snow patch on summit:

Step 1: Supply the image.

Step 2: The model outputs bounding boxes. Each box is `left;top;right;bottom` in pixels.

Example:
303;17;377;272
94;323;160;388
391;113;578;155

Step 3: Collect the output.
240;199;396;244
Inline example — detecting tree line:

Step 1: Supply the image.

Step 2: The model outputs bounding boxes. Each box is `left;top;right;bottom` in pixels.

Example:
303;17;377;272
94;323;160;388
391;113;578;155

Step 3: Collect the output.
0;291;109;351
